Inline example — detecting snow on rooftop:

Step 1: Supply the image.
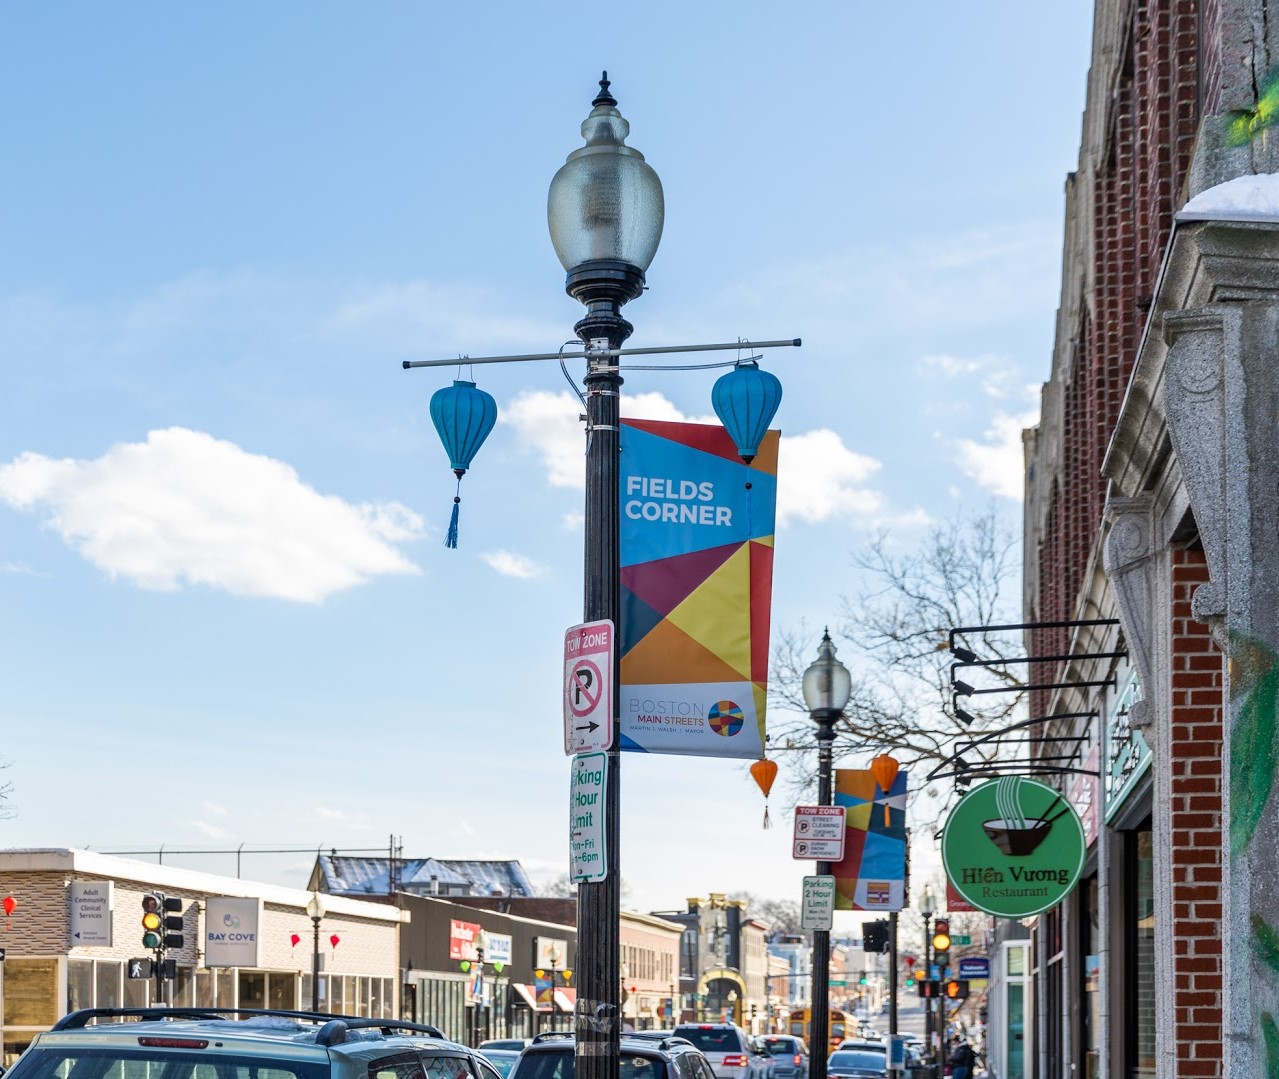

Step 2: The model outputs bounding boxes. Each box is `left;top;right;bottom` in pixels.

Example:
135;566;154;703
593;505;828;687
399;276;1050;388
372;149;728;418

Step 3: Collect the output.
1181;172;1279;219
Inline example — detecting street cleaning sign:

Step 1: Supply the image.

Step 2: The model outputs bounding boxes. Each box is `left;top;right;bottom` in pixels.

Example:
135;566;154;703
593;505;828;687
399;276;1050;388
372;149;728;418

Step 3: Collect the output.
569;752;608;882
793;806;847;860
618;419;778;759
564;620;614;755
942;776;1086;917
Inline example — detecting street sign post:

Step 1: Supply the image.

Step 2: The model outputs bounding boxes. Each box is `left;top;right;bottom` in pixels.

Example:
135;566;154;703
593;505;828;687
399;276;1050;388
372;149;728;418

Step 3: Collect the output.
792;806;847;860
801;875;835;931
569;751;608;882
563;620;614;755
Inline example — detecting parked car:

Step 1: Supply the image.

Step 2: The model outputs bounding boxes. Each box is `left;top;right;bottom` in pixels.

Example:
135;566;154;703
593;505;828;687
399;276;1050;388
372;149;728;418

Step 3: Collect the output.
748;1038;776;1079
671;1024;770;1079
826;1045;887;1079
510;1030;716;1079
760;1034;809;1079
5;1007;504;1079
481;1040;532;1052
479;1049;522;1077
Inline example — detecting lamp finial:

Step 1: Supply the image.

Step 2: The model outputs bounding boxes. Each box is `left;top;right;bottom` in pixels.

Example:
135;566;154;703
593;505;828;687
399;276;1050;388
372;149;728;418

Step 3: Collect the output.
593;71;617;108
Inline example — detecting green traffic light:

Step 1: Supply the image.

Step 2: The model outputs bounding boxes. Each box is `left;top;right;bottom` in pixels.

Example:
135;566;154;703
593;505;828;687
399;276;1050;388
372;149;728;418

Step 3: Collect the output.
143;931;161;949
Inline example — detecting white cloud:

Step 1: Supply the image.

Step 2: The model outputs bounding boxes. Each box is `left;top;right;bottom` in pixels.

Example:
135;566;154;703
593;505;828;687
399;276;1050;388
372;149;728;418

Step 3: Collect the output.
481;550;547;579
0;427;424;602
500;391;584;488
313;806;348;821
954;410;1039;500
192;819;231;840
201;801;229;818
920;353;983;377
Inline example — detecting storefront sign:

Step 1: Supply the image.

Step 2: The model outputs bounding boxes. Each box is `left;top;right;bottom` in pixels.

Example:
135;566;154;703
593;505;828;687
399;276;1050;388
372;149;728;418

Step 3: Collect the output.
942;777;1085;917
534;935;568;970
483;931;513;966
204;897;261;968
449;919;482;961
69;880;113;946
1105;671;1151;822
618;419;778;759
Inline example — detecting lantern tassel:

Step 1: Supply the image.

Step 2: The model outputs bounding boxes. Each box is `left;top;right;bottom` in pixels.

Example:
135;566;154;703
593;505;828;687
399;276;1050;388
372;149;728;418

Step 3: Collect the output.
762;802;772;830
445;477;462;549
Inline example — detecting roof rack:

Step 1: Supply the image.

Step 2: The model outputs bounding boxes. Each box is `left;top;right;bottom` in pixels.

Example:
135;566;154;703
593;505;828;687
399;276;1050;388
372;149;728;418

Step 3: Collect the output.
52;1008;446;1044
531;1032;577;1043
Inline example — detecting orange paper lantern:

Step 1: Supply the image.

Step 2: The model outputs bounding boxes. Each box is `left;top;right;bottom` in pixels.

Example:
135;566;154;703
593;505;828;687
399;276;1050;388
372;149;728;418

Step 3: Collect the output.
870;754;900;825
750;758;779;829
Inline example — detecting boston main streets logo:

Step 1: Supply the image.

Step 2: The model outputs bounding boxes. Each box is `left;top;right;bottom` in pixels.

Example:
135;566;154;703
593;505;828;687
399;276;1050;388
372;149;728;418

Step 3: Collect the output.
942;776;1086;918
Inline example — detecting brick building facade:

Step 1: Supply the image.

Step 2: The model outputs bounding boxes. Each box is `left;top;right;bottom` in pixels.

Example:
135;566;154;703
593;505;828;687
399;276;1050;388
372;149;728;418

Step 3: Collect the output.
1021;0;1279;1076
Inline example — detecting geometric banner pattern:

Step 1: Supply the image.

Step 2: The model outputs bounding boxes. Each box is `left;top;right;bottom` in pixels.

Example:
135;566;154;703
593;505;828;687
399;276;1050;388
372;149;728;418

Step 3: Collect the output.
830;768;909;910
618;419;779;758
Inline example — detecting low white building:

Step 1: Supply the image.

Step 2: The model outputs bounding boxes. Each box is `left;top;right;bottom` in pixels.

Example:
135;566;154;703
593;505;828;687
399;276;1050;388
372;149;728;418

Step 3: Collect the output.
0;849;405;1060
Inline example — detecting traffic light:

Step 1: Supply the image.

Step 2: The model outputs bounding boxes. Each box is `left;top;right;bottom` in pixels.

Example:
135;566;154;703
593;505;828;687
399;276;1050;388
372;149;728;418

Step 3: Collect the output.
162;896;184;949
932;918;951;965
945;979;970;1000
858;972;868;986
141;894;162;950
917;980;943;998
862;918;889;953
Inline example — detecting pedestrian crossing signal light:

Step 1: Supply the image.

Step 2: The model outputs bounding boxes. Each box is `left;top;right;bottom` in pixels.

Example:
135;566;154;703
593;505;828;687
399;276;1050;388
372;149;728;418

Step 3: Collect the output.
946;980;970;1000
917;980;942;998
141;895;162;950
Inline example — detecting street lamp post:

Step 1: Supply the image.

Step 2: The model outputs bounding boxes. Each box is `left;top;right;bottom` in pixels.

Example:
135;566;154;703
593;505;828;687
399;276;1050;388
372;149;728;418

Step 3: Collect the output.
306;891;326;1012
801;631;852;1079
918;885;937;1076
549;72;664;1079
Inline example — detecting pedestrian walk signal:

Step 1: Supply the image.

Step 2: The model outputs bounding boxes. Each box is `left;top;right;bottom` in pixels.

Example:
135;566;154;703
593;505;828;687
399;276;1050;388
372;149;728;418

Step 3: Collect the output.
946;980;970;1000
128;958;154;979
917;980;943;998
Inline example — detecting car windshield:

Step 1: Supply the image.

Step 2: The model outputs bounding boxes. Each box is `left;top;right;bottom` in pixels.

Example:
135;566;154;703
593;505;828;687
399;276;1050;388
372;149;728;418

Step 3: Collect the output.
514;1052;665;1079
827;1051;885;1071
7;1047;330;1079
671;1030;739;1054
763;1042;799;1057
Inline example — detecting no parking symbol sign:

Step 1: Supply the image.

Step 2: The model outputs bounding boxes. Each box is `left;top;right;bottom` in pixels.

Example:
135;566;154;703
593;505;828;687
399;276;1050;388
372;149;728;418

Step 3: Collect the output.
563;620;614;754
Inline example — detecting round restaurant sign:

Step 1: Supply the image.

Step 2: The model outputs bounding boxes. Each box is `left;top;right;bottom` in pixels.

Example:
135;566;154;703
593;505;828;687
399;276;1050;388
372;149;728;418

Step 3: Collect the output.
942;777;1085;917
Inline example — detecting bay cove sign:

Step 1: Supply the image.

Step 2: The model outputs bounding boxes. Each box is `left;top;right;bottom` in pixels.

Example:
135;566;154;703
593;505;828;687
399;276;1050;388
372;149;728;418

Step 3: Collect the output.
942;777;1085;918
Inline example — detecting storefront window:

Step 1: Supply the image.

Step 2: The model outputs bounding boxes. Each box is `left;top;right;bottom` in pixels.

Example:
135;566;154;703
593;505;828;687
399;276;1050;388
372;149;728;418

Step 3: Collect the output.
95;960;121;1008
67;960;94;1012
195;969;213;1007
1081;878;1101;1079
269;972;298;1010
216;969;236;1009
174;966;194;1007
239;971;266;1009
123;970;149;1008
371;977;383;1017
1129;829;1155;1078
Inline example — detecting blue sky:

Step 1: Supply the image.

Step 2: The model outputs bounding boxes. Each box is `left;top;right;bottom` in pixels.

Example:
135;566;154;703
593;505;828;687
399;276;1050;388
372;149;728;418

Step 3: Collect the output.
0;3;1094;916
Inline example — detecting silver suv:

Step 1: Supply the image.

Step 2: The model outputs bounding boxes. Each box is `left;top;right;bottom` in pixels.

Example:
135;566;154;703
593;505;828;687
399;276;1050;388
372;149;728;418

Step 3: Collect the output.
509;1031;716;1079
7;1008;504;1079
669;1025;767;1079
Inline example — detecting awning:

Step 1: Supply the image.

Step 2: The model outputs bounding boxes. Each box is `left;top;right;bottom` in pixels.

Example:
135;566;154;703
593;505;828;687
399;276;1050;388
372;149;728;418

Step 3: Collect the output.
511;983;541;1010
554;987;576;1014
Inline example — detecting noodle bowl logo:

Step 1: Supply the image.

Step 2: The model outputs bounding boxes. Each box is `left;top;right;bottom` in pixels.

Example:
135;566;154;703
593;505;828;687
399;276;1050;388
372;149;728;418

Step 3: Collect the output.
983;776;1072;857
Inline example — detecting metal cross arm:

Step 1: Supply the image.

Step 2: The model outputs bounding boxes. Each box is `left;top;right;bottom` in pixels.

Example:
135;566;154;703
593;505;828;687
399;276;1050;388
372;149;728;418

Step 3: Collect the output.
401;337;802;369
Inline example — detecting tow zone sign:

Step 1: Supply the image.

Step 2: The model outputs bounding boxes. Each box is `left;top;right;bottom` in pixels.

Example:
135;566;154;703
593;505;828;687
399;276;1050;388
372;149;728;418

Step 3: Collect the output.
564;620;614;754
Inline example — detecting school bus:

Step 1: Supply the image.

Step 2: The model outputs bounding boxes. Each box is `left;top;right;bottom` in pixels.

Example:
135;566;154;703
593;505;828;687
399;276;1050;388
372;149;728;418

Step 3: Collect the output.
786;1008;847;1050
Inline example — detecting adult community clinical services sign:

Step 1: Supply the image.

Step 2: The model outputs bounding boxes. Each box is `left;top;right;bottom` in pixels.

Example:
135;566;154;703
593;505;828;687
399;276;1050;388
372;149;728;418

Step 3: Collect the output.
942;777;1085;918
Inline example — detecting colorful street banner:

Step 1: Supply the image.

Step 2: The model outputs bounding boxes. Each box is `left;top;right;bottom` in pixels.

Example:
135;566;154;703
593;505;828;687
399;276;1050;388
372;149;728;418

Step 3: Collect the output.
618;418;778;759
830;768;909;910
534;976;554;1011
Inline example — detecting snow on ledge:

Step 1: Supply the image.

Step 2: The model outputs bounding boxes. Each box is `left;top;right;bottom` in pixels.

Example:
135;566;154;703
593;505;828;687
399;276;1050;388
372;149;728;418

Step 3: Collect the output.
1180;172;1279;221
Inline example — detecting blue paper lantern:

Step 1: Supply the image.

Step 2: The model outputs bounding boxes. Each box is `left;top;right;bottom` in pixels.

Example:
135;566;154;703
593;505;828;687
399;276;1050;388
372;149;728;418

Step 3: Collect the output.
712;360;783;463
429;379;498;548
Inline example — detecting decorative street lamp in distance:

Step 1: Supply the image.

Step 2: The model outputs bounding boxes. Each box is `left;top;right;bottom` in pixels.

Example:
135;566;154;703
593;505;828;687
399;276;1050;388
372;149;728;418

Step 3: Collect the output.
306;890;326;1012
918;884;937;1070
801;630;852;1079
